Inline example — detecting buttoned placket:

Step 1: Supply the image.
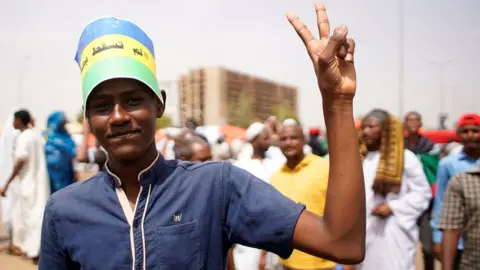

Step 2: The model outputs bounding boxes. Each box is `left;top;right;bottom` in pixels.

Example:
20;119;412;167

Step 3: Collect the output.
106;154;159;270
133;183;152;270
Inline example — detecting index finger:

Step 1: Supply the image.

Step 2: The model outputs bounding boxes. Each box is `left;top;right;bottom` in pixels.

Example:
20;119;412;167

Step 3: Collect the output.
315;1;330;39
286;12;315;47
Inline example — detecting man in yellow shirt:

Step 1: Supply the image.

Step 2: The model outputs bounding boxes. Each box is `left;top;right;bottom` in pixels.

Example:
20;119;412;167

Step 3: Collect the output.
269;120;335;270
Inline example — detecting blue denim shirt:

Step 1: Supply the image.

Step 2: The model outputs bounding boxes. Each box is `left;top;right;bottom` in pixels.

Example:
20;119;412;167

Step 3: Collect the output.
431;152;480;249
39;155;305;270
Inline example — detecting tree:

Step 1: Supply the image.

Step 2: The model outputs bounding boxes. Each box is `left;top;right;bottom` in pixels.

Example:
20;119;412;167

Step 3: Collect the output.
156;115;173;129
271;101;298;123
228;92;258;129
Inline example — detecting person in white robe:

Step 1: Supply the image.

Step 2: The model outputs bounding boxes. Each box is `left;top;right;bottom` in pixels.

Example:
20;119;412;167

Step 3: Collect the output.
0;109;50;262
343;109;431;270
230;122;283;270
0;109;20;252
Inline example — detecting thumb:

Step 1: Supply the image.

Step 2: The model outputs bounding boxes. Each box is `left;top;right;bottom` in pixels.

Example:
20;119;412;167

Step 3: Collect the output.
324;25;348;60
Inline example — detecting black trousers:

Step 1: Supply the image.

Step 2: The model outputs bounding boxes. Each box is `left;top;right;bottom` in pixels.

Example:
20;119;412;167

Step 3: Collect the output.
418;199;434;270
454;250;463;270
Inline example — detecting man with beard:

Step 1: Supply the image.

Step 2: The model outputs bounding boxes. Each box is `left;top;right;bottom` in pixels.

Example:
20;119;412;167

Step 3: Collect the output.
231;122;284;269
431;113;480;268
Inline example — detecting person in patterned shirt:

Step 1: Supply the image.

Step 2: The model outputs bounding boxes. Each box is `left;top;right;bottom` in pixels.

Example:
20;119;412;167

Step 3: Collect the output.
439;165;480;270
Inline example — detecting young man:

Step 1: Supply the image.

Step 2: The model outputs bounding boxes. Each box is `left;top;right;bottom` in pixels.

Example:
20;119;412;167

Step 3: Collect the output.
431;113;480;266
39;2;366;269
439;165;480;270
1;109;50;264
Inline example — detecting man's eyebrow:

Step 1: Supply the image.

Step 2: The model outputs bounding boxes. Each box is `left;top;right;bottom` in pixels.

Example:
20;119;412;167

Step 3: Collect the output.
89;88;148;100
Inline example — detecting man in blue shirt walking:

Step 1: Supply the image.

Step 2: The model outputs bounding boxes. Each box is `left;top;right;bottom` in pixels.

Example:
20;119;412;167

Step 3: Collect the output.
431;113;480;268
39;2;367;269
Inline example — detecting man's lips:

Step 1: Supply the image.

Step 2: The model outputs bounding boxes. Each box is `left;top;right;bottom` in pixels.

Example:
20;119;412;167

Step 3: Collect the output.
107;129;141;139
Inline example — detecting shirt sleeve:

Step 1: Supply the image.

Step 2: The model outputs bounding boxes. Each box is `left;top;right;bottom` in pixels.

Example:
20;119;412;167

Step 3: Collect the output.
438;176;464;230
39;200;70;270
431;159;450;244
14;132;30;160
222;162;305;259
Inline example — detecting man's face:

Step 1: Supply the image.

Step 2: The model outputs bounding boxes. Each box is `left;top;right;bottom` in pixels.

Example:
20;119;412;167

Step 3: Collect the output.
457;124;480;150
190;143;212;162
279;126;304;158
252;130;271;152
361;117;383;148
405;113;422;135
86;79;165;162
12;118;23;130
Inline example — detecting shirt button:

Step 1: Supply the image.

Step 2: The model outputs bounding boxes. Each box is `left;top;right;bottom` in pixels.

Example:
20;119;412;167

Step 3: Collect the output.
133;220;139;228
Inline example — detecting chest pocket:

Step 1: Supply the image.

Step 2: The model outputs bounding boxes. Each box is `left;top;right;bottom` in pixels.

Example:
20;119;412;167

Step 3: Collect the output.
152;220;200;269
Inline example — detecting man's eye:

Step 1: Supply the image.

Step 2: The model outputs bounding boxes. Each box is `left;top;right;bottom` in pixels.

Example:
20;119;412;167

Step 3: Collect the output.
93;103;109;109
127;98;143;105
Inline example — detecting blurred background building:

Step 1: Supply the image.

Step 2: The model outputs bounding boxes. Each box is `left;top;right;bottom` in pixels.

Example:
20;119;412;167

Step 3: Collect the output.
178;67;297;127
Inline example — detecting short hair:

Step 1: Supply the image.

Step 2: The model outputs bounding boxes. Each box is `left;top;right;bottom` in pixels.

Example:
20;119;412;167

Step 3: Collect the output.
404;111;422;121
14;109;32;126
178;135;210;160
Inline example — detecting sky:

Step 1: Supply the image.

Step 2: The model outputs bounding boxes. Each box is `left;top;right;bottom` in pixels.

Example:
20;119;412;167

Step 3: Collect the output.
0;0;478;129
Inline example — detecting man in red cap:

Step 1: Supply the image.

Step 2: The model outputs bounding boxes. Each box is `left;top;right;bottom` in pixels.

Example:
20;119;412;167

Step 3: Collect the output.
308;127;328;157
431;113;480;268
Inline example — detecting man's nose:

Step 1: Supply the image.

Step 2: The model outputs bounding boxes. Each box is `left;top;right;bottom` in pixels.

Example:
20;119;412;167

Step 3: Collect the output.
110;104;131;126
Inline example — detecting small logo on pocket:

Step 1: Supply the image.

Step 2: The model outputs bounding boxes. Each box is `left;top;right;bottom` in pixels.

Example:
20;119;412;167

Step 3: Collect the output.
173;213;182;223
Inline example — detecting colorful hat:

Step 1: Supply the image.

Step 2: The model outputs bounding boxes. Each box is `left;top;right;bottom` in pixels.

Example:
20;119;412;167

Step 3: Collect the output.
74;17;163;110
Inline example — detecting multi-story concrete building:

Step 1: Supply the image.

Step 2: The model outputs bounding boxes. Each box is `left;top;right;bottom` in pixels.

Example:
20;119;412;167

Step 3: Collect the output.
178;67;297;126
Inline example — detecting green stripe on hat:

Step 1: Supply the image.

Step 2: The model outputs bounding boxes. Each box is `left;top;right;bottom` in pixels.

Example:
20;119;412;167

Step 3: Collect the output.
82;56;161;109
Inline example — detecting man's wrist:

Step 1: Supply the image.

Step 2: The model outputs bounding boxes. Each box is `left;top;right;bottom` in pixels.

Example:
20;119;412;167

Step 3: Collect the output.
322;97;354;115
321;91;355;103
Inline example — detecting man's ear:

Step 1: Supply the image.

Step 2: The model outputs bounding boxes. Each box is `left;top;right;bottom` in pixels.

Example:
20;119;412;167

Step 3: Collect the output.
156;90;167;118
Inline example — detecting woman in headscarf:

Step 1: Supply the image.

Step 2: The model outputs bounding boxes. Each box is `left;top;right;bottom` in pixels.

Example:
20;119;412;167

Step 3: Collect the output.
45;111;76;194
0;109;20;255
343;109;431;270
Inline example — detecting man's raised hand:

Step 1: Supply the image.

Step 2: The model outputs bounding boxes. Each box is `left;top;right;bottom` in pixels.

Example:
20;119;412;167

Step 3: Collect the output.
287;1;356;101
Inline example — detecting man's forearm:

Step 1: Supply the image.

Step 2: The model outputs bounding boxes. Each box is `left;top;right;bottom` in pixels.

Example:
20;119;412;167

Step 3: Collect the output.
322;98;366;253
3;159;25;189
442;230;460;270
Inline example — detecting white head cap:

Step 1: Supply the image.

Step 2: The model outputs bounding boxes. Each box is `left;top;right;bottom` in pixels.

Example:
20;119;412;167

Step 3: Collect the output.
245;122;265;142
282;118;298;126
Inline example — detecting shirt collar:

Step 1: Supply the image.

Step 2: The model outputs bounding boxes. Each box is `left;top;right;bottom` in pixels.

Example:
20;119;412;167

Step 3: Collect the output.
281;153;315;172
468;165;480;175
104;152;164;188
458;151;480;162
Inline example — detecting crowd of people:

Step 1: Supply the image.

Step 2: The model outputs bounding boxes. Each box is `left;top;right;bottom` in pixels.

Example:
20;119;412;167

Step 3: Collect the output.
1;106;479;270
0;1;479;269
